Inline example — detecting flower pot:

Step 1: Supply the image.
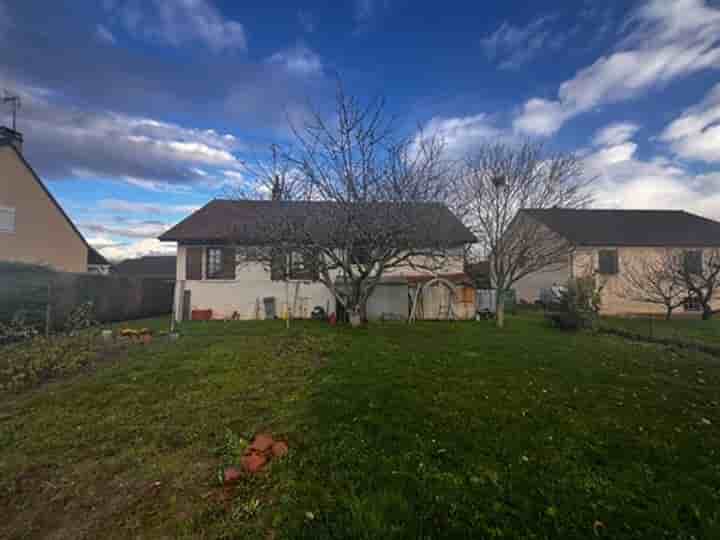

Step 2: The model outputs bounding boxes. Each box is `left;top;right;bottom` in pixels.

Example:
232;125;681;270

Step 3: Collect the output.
141;333;153;345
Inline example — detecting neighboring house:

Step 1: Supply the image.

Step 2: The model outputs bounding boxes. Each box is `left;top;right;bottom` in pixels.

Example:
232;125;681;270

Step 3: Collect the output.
87;247;113;275
114;255;177;280
513;208;720;315
0;127;89;272
159;199;476;321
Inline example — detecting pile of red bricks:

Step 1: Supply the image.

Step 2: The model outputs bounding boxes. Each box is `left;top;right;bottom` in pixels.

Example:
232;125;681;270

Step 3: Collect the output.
223;433;289;484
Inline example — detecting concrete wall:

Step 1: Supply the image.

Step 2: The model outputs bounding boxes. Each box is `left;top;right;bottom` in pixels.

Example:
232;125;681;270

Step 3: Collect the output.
173;244;469;320
0;146;87;272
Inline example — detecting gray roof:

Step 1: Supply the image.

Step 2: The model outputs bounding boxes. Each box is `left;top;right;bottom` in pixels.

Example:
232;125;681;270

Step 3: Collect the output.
159;199;476;246
523;208;720;247
114;256;176;277
87;247;111;266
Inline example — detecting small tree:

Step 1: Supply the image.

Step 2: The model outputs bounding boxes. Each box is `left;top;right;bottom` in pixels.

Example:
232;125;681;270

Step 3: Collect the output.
675;249;720;320
619;250;687;320
232;85;460;323
456;142;593;327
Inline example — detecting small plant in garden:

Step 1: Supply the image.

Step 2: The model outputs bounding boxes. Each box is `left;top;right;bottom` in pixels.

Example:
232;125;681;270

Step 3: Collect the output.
0;311;40;345
64;301;98;334
547;276;604;331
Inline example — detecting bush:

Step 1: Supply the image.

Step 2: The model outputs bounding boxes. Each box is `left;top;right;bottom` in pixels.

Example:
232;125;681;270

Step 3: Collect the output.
546;276;602;331
0;332;99;392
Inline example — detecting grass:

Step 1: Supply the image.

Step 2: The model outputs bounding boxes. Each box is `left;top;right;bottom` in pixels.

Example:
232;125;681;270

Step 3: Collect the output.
1;316;720;539
601;315;720;348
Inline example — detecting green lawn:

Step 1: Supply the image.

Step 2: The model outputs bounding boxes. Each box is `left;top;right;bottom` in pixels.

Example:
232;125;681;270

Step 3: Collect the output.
601;315;720;348
2;316;720;539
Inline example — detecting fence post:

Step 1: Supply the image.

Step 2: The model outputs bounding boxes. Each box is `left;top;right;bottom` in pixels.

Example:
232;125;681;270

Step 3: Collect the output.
45;281;52;337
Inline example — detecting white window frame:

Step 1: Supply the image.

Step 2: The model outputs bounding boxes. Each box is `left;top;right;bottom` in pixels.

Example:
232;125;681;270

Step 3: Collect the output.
0;206;16;233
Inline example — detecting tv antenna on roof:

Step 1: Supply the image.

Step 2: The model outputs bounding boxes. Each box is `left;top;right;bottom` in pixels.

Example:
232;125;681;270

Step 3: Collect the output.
2;90;21;131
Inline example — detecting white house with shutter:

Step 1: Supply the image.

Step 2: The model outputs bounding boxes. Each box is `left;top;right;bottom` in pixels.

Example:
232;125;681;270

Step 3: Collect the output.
159;199;478;321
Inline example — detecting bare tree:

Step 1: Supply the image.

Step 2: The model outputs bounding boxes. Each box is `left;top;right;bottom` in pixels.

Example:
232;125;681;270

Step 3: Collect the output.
619;250;687;320
456;142;593;327
675;249;720;320
231;85;462;323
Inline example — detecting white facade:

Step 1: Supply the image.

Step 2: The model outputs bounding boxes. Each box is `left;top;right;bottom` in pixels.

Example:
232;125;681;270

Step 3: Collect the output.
173;244;469;321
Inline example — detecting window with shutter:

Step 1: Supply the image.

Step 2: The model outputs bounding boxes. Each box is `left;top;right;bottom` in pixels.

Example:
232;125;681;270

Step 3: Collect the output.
0;206;15;233
185;247;202;280
598;250;619;275
683;250;703;275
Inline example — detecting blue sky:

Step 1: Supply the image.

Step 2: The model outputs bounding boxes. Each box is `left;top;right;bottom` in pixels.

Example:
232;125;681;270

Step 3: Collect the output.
2;0;720;259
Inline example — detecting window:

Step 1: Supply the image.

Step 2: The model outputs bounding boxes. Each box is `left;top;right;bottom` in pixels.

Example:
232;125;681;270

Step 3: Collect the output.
0;206;15;233
186;247;202;280
206;247;223;279
598;250;619;275
289;250;319;281
270;250;286;281
685;294;702;312
683;250;703;275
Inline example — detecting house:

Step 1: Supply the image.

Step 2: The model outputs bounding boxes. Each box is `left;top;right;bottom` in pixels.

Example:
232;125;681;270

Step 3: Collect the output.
513;208;720;315
114;255;177;280
159;199;476;321
0;127;89;272
87;247;113;275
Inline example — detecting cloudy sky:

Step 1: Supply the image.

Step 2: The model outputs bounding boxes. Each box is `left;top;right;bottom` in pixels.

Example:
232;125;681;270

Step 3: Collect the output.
3;0;720;260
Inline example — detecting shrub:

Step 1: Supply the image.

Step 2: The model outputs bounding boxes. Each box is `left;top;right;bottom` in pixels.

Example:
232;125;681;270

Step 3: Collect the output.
0;333;99;392
546;276;602;331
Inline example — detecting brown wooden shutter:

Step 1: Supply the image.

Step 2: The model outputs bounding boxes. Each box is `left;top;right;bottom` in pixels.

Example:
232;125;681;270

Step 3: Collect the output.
221;247;236;279
186;247;202;280
270;250;286;281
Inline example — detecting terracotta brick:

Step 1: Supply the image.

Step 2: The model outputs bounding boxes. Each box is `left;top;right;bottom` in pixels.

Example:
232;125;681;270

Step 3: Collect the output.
241;451;267;473
249;433;274;453
271;441;289;458
223;467;242;485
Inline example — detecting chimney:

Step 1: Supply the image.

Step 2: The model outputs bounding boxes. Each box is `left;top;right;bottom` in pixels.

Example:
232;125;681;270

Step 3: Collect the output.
0;127;23;153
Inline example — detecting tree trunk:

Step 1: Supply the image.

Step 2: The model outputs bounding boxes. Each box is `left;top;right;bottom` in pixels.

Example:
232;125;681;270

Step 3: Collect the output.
702;304;713;320
496;290;505;328
665;306;673;321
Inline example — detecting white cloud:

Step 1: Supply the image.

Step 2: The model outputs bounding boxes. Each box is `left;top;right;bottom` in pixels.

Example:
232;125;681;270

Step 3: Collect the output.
481;15;562;70
2;74;243;187
95;24;116;45
98;199;200;215
592;122;641;147
584;127;720;221
415;113;505;158
514;0;720;135
99;238;176;261
106;0;247;52
82;220;171;239
661;82;720;162
267;44;323;76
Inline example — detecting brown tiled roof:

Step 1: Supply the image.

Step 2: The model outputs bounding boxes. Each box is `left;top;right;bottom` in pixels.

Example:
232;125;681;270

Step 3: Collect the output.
523;208;720;247
159;199;476;246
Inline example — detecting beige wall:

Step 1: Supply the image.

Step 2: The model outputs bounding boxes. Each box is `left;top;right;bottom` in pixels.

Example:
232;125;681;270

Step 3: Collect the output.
572;246;720;316
173;244;469;320
0;146;87;272
513;260;571;304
